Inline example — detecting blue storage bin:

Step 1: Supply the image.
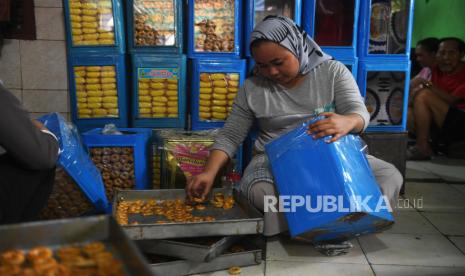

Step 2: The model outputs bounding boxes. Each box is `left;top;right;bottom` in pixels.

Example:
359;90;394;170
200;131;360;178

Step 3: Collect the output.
187;0;242;58
358;0;414;60
302;0;359;58
357;60;410;132
38;113;110;214
63;0;125;54
131;54;187;128
190;58;246;130
153;129;243;189
68;53;128;132
244;0;302;57
82;128;152;201
126;0;184;54
265;118;394;240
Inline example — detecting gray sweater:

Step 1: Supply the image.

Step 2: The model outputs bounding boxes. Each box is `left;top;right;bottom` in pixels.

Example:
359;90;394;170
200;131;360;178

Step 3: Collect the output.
0;83;59;170
212;60;369;158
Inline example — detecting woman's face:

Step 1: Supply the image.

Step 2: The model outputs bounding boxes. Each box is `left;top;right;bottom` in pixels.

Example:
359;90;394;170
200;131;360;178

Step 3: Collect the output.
415;45;436;68
251;41;300;86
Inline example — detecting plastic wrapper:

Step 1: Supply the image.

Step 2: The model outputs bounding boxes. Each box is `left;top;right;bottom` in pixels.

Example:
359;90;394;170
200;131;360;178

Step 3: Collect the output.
68;0;116;46
133;0;176;46
198;72;239;121
193;0;235;52
73;65;119;119
265;117;394;241
155;129;240;189
38;113;110;214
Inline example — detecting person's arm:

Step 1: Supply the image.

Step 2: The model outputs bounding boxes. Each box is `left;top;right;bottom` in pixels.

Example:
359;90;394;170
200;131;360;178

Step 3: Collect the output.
186;149;229;199
186;84;255;198
309;61;370;142
0;84;59;170
421;81;464;105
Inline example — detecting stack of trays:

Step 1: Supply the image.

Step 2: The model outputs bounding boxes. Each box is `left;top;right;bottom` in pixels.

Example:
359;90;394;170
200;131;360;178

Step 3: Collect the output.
113;188;265;275
0;216;152;275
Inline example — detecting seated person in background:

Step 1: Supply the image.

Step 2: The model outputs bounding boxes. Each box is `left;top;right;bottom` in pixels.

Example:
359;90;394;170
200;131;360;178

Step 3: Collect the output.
407;37;465;160
0;82;59;224
187;16;403;254
409;37;439;96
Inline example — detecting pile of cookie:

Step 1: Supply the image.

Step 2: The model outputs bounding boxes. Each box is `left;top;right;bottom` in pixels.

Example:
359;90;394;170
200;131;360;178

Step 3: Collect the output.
194;0;236;52
134;0;176;46
74;65;119;119
39;168;94;219
0;242;123;275
89;147;135;200
198;73;239;120
115;192;235;225
138;78;179;118
68;0;115;45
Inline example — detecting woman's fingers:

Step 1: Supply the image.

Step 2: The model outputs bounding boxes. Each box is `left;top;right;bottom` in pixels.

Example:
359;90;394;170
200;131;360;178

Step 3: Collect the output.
327;133;342;143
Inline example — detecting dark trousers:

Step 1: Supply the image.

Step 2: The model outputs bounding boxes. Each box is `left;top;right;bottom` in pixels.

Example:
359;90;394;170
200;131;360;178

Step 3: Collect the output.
0;154;55;224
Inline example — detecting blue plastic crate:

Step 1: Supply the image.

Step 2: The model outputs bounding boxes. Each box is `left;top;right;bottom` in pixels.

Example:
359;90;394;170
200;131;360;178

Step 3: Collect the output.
126;0;184;54
131;54;187;128
63;0;125;54
357;0;414;60
302;0;359;58
190;58;246;130
82;128;153;200
68;53;128;132
357;60;411;132
187;0;242;58
244;0;302;57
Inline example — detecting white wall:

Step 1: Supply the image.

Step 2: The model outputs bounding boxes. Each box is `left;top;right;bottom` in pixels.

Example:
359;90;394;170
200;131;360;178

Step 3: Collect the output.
0;0;69;119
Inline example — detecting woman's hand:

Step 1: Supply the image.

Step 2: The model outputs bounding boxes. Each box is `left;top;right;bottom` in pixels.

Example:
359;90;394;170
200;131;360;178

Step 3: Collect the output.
307;112;362;143
186;171;216;200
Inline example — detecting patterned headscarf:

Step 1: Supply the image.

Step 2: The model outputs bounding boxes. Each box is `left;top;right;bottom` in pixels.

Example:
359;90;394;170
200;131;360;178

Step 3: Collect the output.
250;15;332;75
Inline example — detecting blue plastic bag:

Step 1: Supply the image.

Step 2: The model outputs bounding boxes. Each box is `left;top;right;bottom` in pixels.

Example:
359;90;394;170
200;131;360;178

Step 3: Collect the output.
265;117;394;241
38;113;109;213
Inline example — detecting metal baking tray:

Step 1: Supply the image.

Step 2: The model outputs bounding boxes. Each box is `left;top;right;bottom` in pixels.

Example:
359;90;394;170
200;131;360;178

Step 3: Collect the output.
137;236;240;262
0;215;153;276
113;188;264;240
144;237;263;276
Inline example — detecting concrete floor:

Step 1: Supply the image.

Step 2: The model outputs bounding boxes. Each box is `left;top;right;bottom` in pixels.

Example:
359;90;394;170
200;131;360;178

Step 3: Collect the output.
197;157;465;276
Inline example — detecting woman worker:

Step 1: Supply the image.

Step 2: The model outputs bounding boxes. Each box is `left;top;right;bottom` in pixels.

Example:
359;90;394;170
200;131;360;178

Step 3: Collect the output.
187;16;402;252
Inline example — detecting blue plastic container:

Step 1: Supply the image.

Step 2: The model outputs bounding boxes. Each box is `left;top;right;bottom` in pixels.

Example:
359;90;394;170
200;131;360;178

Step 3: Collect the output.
190;58;246;130
357;0;414;60
187;0;242;58
131;54;187;128
265;119;394;240
82;128;153;198
63;0;125;54
244;0;302;57
302;0;359;59
38;113;110;213
126;0;184;54
357;60;410;132
67;53;128;132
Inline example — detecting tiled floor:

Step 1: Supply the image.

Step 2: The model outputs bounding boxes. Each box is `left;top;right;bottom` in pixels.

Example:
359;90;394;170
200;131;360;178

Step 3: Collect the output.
198;157;465;275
